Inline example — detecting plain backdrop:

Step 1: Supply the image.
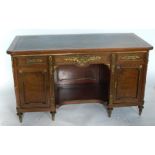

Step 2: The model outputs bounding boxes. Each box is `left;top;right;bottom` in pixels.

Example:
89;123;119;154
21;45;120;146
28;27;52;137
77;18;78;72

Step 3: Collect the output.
0;0;155;154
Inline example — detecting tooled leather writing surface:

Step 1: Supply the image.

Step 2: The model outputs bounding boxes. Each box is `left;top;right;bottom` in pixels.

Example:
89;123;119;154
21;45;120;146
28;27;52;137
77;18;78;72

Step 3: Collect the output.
8;33;153;53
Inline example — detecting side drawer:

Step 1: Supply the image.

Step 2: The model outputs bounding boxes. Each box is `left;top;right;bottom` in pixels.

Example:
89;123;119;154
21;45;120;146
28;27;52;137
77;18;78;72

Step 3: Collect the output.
17;56;48;67
116;52;147;64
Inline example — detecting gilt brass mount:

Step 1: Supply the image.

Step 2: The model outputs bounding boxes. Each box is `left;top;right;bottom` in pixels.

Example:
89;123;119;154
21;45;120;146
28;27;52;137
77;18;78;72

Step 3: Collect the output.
120;55;140;60
27;58;43;64
64;55;101;66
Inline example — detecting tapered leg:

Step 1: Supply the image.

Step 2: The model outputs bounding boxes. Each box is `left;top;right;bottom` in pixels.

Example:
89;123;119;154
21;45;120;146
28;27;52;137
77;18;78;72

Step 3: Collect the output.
50;112;56;121
138;105;144;116
17;113;23;123
107;108;113;117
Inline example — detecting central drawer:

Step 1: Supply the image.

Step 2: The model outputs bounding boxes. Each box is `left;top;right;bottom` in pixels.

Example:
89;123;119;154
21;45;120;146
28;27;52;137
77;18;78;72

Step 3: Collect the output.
54;54;111;66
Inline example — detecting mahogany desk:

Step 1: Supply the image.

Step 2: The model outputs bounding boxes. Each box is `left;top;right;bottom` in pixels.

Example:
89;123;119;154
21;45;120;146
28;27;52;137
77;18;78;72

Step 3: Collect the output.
7;33;153;122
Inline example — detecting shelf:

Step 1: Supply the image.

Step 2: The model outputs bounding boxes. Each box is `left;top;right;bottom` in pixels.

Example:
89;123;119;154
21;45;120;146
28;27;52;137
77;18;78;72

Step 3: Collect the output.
55;83;109;105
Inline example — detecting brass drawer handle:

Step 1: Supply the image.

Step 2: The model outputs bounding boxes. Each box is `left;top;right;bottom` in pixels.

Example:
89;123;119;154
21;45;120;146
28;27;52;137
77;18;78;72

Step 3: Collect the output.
27;58;44;64
42;69;47;73
116;65;121;69
120;55;141;60
19;70;23;73
64;55;101;66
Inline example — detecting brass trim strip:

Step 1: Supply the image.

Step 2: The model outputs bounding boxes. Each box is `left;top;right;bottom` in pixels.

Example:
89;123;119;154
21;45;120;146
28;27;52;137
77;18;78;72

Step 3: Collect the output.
109;53;116;105
49;56;56;111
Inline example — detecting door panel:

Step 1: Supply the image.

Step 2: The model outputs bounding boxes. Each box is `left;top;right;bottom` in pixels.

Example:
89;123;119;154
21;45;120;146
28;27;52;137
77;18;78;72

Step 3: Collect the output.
18;69;49;108
114;64;143;103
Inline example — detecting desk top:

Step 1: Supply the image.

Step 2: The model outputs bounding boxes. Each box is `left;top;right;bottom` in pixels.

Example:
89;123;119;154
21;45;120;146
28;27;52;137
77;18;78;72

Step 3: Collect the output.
7;33;153;55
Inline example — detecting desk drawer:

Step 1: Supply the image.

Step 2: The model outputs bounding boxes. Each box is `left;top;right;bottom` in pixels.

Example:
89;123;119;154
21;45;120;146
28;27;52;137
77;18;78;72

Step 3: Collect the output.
17;56;48;66
54;54;110;66
116;52;147;63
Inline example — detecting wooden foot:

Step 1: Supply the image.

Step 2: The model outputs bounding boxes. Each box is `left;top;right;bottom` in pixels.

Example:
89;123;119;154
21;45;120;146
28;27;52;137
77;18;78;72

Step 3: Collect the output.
107;108;113;117
17;113;23;123
50;112;56;121
138;105;144;116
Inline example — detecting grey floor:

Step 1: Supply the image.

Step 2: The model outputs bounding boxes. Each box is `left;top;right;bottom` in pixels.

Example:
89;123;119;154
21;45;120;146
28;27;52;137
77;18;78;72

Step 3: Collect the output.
0;81;155;126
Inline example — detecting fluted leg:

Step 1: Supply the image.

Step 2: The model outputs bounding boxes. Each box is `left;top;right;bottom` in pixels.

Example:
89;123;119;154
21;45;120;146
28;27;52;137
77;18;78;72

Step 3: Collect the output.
107;108;113;117
17;113;23;123
138;105;144;116
50;112;56;121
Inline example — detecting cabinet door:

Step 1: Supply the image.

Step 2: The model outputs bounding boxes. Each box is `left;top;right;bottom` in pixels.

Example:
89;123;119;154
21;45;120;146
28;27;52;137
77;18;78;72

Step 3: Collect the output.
114;64;144;104
18;68;50;108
